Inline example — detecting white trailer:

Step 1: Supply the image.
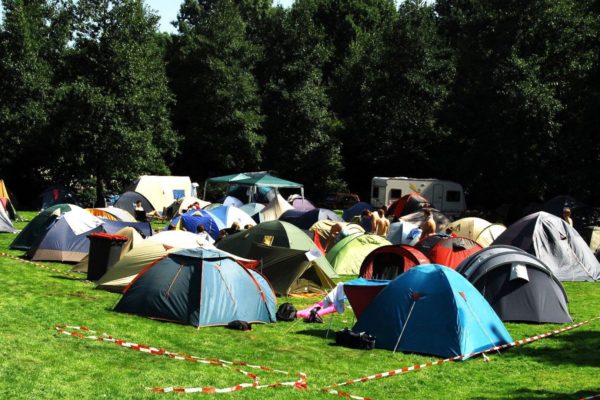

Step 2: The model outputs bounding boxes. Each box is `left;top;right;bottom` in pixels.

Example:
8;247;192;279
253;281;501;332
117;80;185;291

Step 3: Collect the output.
370;177;466;217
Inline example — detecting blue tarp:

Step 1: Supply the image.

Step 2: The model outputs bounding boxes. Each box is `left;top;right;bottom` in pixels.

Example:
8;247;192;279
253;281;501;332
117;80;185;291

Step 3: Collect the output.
353;264;512;358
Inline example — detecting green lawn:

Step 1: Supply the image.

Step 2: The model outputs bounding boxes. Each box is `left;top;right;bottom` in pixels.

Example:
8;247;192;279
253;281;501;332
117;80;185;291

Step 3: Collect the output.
0;212;598;399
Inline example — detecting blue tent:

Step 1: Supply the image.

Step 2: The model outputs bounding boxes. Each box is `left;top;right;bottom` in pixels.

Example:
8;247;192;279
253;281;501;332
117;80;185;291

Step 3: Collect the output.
175;209;222;239
280;208;342;230
353;264;512;358
342;202;376;222
114;248;276;327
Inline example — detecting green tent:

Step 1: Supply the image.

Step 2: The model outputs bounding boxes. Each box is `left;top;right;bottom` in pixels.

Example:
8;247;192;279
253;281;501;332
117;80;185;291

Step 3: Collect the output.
10;204;73;250
216;220;338;279
326;233;391;275
248;242;335;296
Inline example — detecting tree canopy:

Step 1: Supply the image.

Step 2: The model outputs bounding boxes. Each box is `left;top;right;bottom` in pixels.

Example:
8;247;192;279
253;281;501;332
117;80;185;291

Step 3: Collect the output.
0;0;598;212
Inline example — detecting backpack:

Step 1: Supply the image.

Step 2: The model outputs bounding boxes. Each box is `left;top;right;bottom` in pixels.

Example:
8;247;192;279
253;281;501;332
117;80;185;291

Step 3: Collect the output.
335;328;376;350
276;303;297;321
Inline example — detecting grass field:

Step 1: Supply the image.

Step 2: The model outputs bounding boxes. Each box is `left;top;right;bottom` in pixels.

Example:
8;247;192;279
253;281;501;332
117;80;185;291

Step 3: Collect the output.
0;212;598;399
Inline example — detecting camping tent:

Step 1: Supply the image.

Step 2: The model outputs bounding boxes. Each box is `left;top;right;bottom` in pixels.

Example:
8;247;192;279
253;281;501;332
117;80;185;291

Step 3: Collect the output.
176;209;222;240
416;234;482;269
255;194;294;223
26;206;105;262
239;203;265;218
386;221;422;246
206;205;256;230
114;191;155;218
72;227;145;273
164;197;211;219
86;207;137;222
309;220;365;253
0;201;16;233
130;175;192;212
289;195;316;212
39;185;78;210
114;248;276;327
400;208;450;233
96;231;214;292
247;242;335;296
493;212;600;281
216;220;338;279
359;245;429;280
447;217;506;247
326;233;391;275
0;179;18;219
387;193;431;218
352;264;513;358
343;278;390;319
24;206;152;263
279;208;342;230
342;202;376;223
457;245;572;323
10;204;73;250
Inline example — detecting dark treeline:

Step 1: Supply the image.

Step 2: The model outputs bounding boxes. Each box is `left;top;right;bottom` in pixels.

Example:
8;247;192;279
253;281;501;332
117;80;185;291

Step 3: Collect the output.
0;0;599;213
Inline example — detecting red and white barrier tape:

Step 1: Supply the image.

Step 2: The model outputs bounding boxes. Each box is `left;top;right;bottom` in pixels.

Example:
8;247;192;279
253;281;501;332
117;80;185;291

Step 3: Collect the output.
320;317;600;399
54;325;307;394
0;252;88;281
580;395;600;400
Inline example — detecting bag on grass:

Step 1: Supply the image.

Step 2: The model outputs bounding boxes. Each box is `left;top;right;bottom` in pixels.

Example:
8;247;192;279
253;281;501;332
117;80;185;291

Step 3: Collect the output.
335;328;376;350
276;303;297;321
306;307;323;323
226;320;252;331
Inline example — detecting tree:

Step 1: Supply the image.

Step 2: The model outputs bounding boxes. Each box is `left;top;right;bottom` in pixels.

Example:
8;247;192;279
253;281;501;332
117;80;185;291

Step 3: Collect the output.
260;1;345;197
168;0;264;180
0;0;71;203
437;0;565;210
46;0;177;205
340;0;454;194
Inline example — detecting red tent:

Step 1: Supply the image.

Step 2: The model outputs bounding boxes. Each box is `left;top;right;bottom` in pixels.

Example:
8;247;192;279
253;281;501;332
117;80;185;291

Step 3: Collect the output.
415;235;482;269
359;245;429;280
386;193;430;218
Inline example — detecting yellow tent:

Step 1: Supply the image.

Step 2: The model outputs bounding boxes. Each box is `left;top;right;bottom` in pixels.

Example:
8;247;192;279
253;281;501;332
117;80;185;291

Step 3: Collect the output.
447;217;506;247
309;219;365;252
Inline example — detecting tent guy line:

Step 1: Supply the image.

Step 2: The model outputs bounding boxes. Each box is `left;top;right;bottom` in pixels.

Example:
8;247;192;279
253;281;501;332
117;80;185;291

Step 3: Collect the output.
0;252;90;282
54;324;308;394
319;316;600;400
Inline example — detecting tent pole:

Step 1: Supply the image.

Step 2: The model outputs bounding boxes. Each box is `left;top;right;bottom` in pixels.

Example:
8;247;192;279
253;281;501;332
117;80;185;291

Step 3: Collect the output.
203;181;208;200
393;300;417;354
325;313;335;338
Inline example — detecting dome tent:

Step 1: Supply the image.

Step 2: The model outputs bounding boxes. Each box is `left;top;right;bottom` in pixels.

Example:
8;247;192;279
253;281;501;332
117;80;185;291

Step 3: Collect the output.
352;264;513;358
493;212;600;281
217;220;338;280
114;248;276;327
457;245;572;323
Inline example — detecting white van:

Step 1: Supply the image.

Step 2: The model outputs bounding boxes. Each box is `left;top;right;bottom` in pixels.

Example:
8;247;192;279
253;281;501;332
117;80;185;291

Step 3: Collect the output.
370;177;466;217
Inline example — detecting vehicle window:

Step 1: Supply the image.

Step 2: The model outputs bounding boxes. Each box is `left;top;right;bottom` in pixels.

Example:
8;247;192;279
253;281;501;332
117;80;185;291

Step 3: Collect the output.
446;190;461;202
372;186;379;198
390;189;402;199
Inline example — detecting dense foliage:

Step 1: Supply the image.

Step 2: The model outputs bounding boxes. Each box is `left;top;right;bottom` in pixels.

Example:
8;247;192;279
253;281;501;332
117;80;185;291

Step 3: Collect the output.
0;0;598;211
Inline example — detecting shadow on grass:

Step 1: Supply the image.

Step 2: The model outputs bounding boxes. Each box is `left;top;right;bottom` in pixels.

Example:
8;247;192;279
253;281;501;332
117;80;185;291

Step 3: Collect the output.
516;330;600;367
295;328;336;340
477;387;600;399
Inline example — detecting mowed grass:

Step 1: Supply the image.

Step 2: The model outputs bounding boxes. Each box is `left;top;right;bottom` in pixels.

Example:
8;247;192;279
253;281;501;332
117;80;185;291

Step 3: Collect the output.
0;211;598;399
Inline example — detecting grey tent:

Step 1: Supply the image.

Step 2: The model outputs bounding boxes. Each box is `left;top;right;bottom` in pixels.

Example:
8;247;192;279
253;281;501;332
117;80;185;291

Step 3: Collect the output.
457;245;572;323
492;212;600;281
0;201;16;233
248;242;335;296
